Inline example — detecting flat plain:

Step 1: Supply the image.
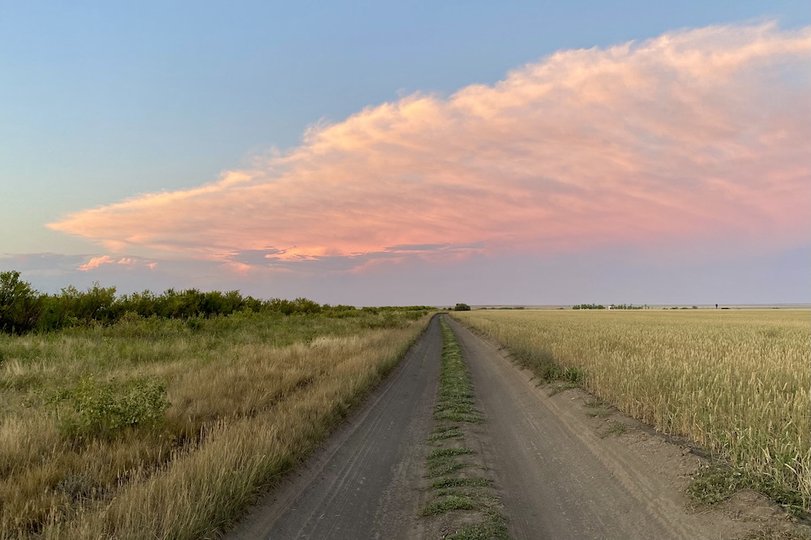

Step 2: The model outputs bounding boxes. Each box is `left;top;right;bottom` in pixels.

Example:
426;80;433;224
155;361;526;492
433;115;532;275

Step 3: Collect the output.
3;307;809;539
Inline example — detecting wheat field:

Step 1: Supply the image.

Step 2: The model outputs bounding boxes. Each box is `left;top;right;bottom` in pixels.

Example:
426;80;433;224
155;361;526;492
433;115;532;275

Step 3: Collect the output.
452;309;811;512
0;309;430;539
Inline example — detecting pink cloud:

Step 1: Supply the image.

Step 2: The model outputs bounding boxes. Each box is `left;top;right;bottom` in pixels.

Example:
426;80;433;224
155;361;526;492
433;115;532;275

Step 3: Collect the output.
78;256;116;271
50;22;811;270
78;255;156;272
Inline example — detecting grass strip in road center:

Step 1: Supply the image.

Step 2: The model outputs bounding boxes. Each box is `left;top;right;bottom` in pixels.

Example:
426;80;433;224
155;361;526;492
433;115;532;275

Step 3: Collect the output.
420;318;507;539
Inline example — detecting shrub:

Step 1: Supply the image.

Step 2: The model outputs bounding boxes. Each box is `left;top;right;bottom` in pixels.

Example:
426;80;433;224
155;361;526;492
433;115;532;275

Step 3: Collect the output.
56;377;169;441
0;270;41;334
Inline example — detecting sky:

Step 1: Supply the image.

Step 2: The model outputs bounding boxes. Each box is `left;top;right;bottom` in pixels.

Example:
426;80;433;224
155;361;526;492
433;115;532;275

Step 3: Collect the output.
1;1;810;306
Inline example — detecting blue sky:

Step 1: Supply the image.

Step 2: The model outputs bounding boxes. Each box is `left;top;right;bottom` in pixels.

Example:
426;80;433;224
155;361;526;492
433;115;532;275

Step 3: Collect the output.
1;2;809;304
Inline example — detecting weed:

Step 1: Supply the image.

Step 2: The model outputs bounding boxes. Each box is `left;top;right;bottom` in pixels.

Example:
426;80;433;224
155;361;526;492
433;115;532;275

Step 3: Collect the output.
431;477;490;490
600;421;627;438
429;426;464;441
422;495;477;516
429;447;474;459
427;458;467;478
688;464;751;505
54;376;168;441
689;463;810;519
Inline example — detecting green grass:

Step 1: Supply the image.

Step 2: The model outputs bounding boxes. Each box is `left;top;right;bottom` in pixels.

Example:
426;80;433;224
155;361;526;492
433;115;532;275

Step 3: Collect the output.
689;463;808;518
427;458;468;478
429;447;474;459
429;426;464;441
688;464;748;506
433;321;482;424
600;421;627;438
426;448;475;478
422;494;477;516
420;318;508;536
431;477;491;490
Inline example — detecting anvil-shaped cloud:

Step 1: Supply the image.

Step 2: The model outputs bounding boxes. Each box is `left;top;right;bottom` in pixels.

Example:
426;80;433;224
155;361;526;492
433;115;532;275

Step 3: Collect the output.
50;23;811;271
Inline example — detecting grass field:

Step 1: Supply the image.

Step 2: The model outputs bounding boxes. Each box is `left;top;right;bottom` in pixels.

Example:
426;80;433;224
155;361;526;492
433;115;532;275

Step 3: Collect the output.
452;309;811;513
0;308;430;538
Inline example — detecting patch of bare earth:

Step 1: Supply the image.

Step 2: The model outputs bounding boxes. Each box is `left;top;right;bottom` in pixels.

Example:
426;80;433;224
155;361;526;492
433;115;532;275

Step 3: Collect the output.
562;386;808;539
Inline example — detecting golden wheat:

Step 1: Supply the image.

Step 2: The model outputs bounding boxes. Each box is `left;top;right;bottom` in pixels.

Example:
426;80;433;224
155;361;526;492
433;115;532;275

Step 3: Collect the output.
453;309;810;510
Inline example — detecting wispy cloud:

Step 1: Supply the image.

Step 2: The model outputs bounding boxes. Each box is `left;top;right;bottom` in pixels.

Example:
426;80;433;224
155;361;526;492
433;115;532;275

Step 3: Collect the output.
0;253;160;293
49;22;811;271
77;255;156;272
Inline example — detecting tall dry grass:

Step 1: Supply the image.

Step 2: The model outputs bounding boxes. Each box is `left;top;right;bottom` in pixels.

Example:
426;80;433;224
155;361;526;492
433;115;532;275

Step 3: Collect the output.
0;310;430;538
453;309;811;511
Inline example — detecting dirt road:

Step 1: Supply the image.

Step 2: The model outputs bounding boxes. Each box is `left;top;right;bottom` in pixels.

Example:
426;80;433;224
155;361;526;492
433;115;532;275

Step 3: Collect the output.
231;315;794;539
229;316;442;540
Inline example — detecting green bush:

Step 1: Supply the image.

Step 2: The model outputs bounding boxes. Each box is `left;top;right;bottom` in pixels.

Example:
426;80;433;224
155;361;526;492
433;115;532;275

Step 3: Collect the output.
0;271;41;334
56;377;169;441
1;269;432;335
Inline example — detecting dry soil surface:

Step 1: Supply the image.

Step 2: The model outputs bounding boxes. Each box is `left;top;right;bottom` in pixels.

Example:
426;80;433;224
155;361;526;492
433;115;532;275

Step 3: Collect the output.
229;315;803;539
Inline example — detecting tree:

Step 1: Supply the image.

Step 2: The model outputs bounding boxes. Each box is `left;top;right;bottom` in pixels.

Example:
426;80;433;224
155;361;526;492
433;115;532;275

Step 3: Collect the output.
453;303;471;311
0;271;41;334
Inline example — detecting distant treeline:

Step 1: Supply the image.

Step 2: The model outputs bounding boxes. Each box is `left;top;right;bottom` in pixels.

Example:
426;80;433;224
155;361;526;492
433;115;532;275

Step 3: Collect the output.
0;270;431;335
572;303;645;310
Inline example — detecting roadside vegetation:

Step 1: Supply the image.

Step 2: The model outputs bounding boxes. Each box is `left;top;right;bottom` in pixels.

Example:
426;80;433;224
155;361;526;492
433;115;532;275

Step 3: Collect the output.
421;318;506;539
452;309;811;515
0;272;432;538
1;270;422;335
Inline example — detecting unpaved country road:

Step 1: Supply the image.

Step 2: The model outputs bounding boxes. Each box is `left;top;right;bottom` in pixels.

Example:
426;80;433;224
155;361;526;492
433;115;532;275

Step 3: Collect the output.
229;316;442;540
231;315;791;539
